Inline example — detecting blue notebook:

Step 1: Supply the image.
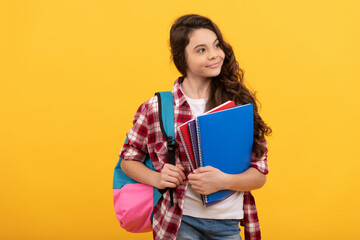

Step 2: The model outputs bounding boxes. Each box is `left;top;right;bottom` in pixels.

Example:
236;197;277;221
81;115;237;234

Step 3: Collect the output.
187;100;236;171
196;103;254;206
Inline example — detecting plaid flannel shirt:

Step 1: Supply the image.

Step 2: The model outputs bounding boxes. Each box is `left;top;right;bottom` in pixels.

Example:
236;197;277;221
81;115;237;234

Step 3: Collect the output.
119;76;269;240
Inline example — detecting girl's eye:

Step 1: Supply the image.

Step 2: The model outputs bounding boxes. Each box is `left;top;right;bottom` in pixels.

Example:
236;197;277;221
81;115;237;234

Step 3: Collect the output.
197;44;221;53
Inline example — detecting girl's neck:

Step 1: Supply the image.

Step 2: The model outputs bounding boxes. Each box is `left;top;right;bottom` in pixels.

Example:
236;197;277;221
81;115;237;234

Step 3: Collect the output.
181;76;211;99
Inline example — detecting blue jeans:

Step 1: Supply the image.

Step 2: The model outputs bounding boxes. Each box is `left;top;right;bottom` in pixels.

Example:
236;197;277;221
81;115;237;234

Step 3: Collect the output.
176;215;242;240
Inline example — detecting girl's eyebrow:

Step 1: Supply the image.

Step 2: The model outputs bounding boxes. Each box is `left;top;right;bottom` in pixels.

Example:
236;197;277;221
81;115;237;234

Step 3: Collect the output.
193;38;219;50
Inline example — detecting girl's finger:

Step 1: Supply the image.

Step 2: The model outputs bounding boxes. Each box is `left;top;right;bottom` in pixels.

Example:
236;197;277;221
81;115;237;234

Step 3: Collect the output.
168;165;186;180
163;181;177;188
190;185;204;195
188;173;200;181
176;164;185;171
176;167;186;180
164;172;183;185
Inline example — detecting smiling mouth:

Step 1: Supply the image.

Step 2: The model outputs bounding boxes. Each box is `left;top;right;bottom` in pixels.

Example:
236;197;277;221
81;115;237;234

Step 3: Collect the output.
206;62;221;68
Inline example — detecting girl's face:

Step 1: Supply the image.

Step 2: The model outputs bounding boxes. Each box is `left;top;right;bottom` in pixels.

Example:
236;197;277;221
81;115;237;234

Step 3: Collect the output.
184;28;225;81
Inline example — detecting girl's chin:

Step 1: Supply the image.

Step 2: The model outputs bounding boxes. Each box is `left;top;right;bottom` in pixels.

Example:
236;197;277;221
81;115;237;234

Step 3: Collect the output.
206;69;222;77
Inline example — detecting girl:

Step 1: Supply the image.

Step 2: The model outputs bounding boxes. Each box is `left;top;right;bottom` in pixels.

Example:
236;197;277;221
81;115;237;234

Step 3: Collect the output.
119;14;271;240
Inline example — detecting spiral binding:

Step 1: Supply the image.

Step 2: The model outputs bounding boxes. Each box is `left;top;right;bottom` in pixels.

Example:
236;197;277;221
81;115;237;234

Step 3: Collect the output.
196;118;204;168
187;123;198;168
196;117;208;205
178;128;195;172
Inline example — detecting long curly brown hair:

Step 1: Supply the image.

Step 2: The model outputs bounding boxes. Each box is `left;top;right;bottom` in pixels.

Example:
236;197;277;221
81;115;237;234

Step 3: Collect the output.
169;14;272;158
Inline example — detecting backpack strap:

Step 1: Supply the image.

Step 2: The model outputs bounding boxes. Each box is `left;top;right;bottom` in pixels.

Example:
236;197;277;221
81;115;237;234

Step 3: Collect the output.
155;91;176;206
156;91;175;141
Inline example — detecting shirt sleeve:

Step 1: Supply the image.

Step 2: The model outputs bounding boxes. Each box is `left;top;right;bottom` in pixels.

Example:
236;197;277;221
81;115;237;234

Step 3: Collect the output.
250;140;269;174
119;102;149;162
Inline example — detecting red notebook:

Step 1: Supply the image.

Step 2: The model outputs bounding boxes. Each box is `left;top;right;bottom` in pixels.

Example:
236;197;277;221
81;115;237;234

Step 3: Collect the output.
178;122;196;171
203;100;236;115
177;100;236;171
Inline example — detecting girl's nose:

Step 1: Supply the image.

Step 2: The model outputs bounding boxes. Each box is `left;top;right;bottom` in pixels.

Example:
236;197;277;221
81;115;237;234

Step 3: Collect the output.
208;52;218;60
208;49;218;60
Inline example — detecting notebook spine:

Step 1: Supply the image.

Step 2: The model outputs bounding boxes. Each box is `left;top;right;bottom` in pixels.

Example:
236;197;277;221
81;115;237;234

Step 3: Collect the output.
188;123;197;168
196;118;204;168
196;117;208;204
178;128;195;172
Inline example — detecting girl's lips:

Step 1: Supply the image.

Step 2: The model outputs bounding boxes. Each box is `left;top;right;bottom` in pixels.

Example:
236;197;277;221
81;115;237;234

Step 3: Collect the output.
206;62;220;68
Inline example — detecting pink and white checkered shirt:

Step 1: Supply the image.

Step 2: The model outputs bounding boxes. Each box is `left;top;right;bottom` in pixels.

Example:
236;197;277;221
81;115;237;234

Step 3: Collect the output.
119;76;269;240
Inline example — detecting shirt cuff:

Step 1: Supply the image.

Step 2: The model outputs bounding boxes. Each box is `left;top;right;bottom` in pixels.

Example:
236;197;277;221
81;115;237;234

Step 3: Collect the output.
119;143;147;163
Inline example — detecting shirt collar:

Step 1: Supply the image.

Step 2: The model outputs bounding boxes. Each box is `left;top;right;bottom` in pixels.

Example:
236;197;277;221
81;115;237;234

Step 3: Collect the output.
172;76;188;108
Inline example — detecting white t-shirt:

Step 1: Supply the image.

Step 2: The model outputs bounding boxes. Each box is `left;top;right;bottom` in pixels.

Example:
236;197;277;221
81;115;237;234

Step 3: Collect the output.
179;84;244;219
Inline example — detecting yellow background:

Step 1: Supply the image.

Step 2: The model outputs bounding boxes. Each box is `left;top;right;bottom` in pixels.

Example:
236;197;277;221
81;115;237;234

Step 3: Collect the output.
1;0;359;239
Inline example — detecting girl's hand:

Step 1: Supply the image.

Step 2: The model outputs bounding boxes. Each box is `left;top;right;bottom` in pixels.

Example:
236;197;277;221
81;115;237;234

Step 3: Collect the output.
157;163;186;189
188;166;226;195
